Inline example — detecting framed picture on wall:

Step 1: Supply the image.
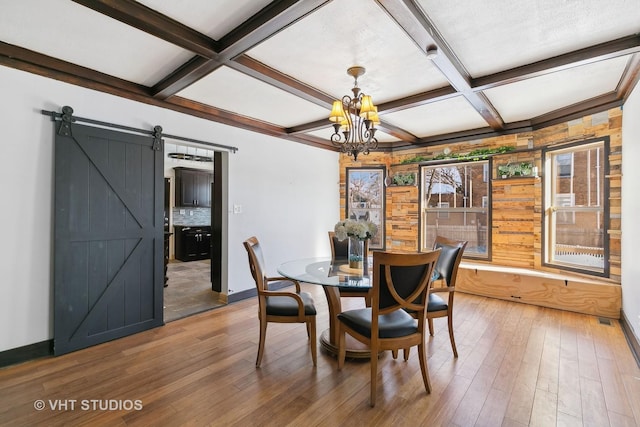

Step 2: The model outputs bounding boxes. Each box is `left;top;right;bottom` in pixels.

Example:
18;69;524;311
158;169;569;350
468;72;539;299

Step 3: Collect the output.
346;166;385;249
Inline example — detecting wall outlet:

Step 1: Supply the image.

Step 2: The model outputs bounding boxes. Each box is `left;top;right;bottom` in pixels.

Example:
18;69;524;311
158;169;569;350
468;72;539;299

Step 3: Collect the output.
233;204;242;214
189;210;193;216
180;209;186;215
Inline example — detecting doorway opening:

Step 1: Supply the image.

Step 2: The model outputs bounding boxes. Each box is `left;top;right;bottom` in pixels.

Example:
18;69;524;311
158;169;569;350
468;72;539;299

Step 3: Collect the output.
163;142;226;322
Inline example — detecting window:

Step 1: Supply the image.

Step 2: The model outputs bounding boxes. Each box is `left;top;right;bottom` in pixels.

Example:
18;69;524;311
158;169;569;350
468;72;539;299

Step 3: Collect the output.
436;202;450;219
555;193;575;224
346;167;385;249
556;153;573;177
420;161;489;258
543;139;608;274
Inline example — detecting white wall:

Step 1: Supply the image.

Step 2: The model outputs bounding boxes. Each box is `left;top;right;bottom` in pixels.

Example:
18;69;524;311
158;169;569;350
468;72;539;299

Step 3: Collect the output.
0;66;339;352
621;83;640;344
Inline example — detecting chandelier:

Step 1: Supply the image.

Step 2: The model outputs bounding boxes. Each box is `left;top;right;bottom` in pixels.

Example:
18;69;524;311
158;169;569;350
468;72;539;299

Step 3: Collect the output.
328;66;379;161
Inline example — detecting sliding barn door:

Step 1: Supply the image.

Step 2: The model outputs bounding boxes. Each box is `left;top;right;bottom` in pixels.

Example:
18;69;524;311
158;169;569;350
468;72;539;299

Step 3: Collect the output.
54;122;164;355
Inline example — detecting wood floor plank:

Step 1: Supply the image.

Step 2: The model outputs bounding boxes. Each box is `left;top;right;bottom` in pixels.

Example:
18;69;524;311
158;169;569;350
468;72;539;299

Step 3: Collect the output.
558;310;583;420
474;387;511;427
580;376;610;427
504;360;540;425
536;309;561;394
621;373;640;424
0;289;638;426
558;352;582;420
598;355;634;418
530;388;557;426
450;362;499;426
557;410;584;427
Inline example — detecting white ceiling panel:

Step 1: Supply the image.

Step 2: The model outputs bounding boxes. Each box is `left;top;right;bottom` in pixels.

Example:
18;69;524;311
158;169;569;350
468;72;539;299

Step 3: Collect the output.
485;56;630;123
0;0;193;86
176;66;329;127
418;0;640;77
246;0;449;104
383;97;489;138
135;0;273;41
0;1;637;150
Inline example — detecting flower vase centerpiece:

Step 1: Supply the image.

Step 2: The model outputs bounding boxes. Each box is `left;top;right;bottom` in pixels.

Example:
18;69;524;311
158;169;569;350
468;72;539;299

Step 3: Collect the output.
334;219;378;269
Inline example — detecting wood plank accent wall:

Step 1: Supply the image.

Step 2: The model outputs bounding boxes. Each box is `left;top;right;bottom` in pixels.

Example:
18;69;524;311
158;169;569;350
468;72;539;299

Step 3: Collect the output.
386;185;419;251
339;108;622;282
491;177;538;268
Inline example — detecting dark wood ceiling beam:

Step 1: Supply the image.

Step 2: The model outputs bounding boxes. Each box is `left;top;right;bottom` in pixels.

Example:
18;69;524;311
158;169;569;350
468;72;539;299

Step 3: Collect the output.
216;0;330;60
167;96;341;150
165;96;335;151
167;96;286;136
377;0;505;131
398;126;531;150
418;127;510;145
151;56;222;99
377;122;419;143
0;41;334;150
473;35;640;91
287;118;328;134
376;86;458;114
0;48;245;134
618;53;640;102
0;42;150;96
287;116;419;144
71;0;217;58
286;85;458;137
281;133;337;151
229;55;335;107
531;92;622;129
152;0;330;99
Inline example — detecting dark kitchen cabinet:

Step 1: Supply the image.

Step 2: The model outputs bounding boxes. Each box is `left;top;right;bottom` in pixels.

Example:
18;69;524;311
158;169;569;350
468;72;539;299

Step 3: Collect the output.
174;167;213;207
174;225;211;261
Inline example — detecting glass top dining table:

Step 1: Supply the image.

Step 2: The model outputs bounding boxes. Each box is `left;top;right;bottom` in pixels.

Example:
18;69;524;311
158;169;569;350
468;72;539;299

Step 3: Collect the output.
277;257;372;288
277;257;374;359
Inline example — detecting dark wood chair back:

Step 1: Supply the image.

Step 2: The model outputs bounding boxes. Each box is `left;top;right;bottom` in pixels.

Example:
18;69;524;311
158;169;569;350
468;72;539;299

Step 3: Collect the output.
243;236;317;367
337;249;441;406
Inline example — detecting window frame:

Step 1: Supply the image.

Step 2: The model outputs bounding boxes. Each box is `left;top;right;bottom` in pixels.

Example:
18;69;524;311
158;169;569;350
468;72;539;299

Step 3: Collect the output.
542;137;610;277
345;166;386;250
419;160;491;260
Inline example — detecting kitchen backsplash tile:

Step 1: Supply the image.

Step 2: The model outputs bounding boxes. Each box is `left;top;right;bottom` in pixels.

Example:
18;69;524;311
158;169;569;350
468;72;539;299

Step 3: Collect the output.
173;207;211;226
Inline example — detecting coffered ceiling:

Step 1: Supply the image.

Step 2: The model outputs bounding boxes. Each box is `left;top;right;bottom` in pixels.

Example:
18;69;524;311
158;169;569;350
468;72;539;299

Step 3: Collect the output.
1;0;639;153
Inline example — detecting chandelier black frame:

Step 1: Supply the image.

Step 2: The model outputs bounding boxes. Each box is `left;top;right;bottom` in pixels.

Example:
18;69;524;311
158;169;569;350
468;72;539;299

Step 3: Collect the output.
328;66;379;161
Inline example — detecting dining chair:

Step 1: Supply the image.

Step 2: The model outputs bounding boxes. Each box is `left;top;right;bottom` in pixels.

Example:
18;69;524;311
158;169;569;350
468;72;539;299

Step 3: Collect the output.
395;236;468;360
328;231;371;307
243;236;317;367
337;249;441;407
428;236;467;357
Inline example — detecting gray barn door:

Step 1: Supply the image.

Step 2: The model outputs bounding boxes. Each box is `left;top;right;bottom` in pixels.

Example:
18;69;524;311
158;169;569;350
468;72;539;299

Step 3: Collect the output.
54;121;164;355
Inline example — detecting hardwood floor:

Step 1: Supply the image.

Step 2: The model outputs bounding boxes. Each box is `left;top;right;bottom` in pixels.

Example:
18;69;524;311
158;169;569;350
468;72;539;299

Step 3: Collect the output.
1;284;639;426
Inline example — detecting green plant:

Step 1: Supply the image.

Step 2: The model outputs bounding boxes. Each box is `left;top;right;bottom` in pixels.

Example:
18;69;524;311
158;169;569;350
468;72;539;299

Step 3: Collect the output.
400;146;515;164
498;162;534;178
392;172;415;185
400;155;430;164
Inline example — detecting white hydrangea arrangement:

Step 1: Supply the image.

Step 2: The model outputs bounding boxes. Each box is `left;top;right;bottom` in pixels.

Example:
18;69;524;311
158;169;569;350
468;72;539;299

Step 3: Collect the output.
334;219;378;241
